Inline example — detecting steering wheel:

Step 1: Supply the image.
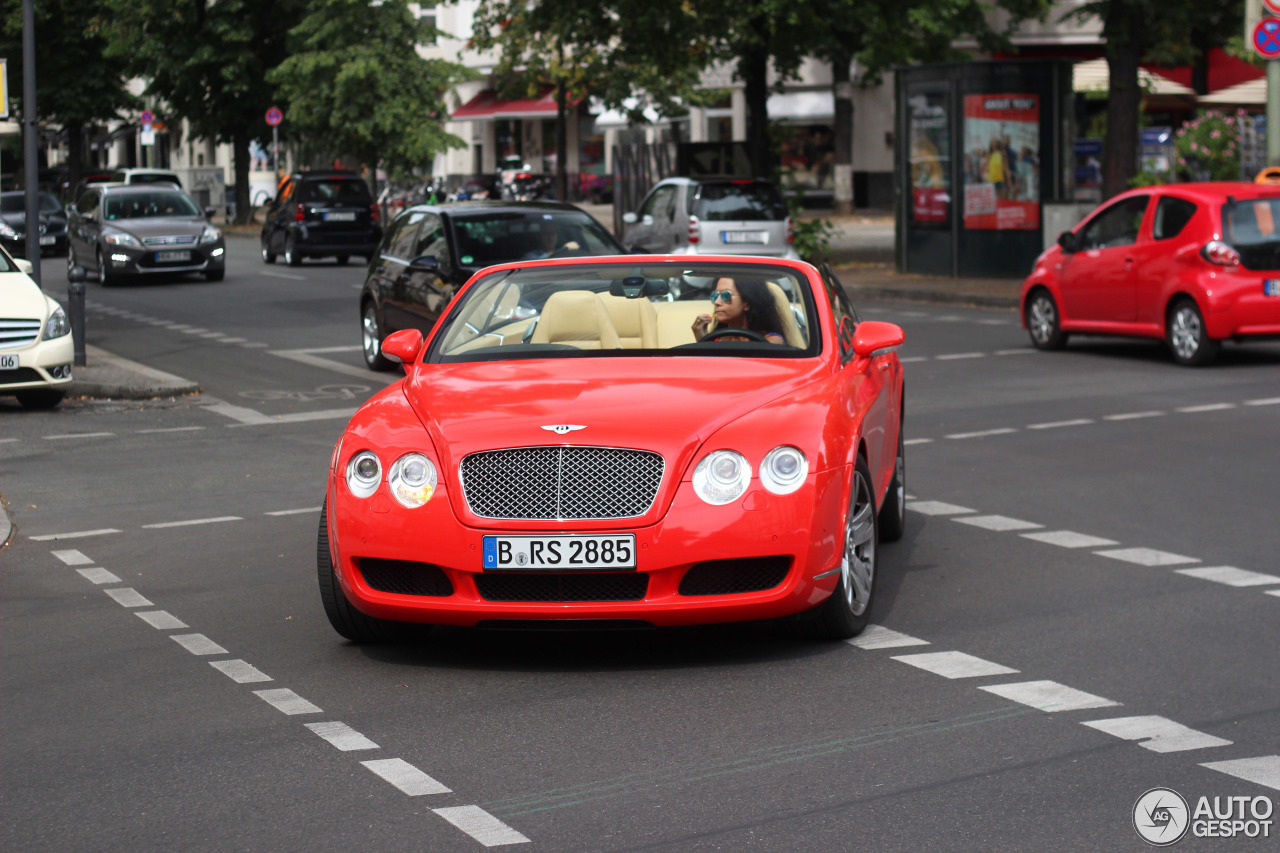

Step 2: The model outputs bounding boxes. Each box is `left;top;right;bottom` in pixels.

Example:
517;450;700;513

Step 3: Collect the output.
699;327;772;343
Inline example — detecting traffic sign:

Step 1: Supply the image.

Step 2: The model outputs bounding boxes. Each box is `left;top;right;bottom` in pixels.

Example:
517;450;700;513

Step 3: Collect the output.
1256;19;1280;57
140;109;155;125
265;107;283;127
1266;0;1280;18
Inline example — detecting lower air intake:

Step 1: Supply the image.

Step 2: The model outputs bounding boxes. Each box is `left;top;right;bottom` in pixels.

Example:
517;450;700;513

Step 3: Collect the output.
475;572;648;602
678;556;792;596
358;558;454;597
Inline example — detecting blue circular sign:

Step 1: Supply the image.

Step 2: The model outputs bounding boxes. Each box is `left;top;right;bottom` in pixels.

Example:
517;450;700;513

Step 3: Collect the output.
1254;19;1280;58
139;109;155;125
265;107;283;126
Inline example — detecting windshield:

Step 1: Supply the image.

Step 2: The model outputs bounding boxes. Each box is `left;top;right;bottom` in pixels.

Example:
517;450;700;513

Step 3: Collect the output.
451;212;621;268
692;182;788;221
297;179;371;204
1;193;64;214
104;191;201;220
431;262;816;363
1222;198;1280;270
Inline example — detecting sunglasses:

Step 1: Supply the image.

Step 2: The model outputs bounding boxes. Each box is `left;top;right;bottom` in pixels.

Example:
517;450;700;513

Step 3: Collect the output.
710;290;736;303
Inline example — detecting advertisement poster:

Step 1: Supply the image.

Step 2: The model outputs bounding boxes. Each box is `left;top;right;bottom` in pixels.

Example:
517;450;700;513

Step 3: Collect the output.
908;91;950;225
962;94;1040;230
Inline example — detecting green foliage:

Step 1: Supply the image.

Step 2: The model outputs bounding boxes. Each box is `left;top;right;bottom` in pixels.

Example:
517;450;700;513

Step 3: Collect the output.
1128;170;1170;188
1175;110;1243;181
269;0;471;175
786;197;835;264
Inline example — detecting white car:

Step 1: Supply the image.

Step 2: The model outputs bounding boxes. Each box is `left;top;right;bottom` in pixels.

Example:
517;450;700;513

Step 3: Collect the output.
0;251;73;408
621;177;801;260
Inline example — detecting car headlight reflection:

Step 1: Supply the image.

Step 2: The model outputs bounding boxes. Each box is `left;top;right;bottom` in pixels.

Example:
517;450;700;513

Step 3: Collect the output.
693;450;751;505
104;231;141;248
760;446;808;494
389;453;437;508
345;450;382;498
200;225;222;244
43;306;71;340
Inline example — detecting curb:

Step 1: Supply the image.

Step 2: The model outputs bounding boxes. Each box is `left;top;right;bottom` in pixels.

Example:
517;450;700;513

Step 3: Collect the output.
67;345;201;400
0;498;11;550
844;286;1019;310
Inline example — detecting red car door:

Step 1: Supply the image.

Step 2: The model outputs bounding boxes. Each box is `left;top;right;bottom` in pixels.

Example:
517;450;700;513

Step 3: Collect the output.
1133;194;1201;329
1058;194;1150;324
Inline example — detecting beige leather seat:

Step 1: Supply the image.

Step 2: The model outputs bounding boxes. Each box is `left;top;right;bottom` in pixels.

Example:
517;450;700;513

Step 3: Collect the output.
654;301;708;348
766;281;807;347
530;291;622;349
600;294;658;348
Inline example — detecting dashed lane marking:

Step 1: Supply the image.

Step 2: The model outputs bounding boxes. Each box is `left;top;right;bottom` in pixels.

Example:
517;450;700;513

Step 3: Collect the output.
137;427;206;434
904;438;934;446
847;625;930;650
1094;547;1199;567
51;549;94;566
136;610;188;630
946;428;1018;440
1245;397;1280;406
31;530;122;542
1268;590;1280;599
1020;530;1119;549
141;516;242;529
905;500;975;516
1082;716;1232;753
1103;411;1166;421
260;271;306;280
891;651;1019;679
953;515;1043;532
978;680;1120;712
1177;403;1235;413
1200;756;1280;792
169;634;228;656
432;806;531;847
362;759;453;796
254;688;323;716
77;568;121;585
1027;418;1094;430
1174;566;1280;587
305;721;379;751
104;588;153;608
209;659;273;683
265;507;321;516
43;432;114;440
936;352;985;360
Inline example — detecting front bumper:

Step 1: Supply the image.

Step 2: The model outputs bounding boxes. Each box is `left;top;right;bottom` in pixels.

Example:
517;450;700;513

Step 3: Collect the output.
104;240;226;276
1;233;68;257
0;333;74;393
327;468;848;628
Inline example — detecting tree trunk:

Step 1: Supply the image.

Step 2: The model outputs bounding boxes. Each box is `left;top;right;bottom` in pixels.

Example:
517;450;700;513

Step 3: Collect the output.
66;120;85;200
740;43;771;179
832;52;855;214
232;127;252;224
1102;4;1144;199
556;77;569;202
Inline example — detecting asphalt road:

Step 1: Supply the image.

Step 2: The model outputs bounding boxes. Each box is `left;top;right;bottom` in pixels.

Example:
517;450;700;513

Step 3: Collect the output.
2;237;1278;852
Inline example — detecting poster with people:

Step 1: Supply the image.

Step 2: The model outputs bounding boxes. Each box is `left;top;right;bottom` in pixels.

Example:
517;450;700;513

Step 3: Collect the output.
908;92;950;225
962;94;1040;230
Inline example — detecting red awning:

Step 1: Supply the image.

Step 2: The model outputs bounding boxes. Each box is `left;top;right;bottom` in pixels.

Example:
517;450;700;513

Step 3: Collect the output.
450;88;580;121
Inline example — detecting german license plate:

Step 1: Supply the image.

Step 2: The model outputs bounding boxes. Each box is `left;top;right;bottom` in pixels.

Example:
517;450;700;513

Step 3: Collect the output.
1265;280;1280;296
155;250;190;262
721;230;767;244
0;353;17;370
482;534;636;571
324;211;356;221
39;235;55;246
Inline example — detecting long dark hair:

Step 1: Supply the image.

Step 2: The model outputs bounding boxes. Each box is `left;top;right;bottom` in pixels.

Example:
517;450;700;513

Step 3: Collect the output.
732;276;786;337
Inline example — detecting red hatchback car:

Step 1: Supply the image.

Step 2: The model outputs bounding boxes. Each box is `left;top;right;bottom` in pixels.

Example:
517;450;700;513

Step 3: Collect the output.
1021;182;1280;365
319;256;906;643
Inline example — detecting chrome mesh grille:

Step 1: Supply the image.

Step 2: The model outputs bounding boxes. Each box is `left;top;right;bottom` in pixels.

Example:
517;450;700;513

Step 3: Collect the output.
0;319;41;349
142;235;197;246
461;446;664;520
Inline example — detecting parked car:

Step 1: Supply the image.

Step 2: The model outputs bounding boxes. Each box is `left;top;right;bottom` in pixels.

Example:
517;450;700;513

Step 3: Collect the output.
622;177;799;260
359;200;626;370
319;254;906;643
0;191;69;257
260;170;381;266
0;248;73;409
1021;182;1280;366
67;183;225;285
113;168;183;188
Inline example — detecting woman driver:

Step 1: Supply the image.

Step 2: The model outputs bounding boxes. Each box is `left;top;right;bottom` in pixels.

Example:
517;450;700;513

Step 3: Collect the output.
692;276;787;344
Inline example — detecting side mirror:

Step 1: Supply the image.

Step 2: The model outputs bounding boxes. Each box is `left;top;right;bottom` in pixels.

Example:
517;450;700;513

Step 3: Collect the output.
852;320;905;359
381;328;424;365
14;258;33;275
205;206;216;221
641;214;654;226
1057;231;1078;253
621;212;638;225
407;255;439;272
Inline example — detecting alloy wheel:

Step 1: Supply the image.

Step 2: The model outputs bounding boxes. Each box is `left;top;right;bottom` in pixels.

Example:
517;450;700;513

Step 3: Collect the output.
1028;294;1057;345
841;469;876;616
362;305;380;362
1169;305;1203;361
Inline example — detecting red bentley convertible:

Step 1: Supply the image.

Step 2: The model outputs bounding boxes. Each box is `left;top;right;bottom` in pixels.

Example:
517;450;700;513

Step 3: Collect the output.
319;256;906;642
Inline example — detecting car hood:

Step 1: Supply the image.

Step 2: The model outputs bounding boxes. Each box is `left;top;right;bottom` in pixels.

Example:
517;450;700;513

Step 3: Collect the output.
403;356;824;469
0;270;51;320
108;217;207;237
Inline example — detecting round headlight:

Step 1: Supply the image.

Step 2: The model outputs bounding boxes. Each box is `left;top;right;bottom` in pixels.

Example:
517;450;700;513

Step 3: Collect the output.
760;446;808;495
692;450;751;505
345;450;382;498
389;453;437;508
43;306;70;340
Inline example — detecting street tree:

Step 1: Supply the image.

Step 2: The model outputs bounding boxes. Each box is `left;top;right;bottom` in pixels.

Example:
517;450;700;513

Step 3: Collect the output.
0;0;138;195
269;0;472;204
100;0;309;223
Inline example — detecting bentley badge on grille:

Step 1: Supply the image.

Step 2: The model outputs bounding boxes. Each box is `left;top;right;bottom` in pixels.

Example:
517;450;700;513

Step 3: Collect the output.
540;424;586;434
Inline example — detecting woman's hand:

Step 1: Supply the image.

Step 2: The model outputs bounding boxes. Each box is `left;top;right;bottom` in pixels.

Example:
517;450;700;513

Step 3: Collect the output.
692;314;712;338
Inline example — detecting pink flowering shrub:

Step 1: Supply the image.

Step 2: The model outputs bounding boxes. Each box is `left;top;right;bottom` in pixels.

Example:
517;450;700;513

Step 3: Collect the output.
1175;110;1243;181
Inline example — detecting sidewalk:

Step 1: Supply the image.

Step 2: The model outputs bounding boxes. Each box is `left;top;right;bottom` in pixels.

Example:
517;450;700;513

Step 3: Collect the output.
832;262;1020;309
66;344;200;400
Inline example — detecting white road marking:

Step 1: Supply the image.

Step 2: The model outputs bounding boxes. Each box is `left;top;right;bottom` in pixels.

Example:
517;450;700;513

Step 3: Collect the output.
891;651;1019;679
253;688;323;715
52;549;94;566
946;428;1018;440
305;721;379;751
77;568;121;584
203;399;273;425
209;659;272;683
1175;566;1280;587
269;346;397;383
1095;547;1199;566
899;356;928;363
265;507;322;516
242;342;270;348
1082;716;1231;753
0;437;19;443
1020;530;1119;549
104;588;153;608
261;271;306;280
433;806;531;847
979;680;1120;711
934;315;963;322
1268;590;1280;599
181;328;210;335
1199;756;1280;792
953;515;1043;532
1027;419;1094;430
227;407;359;426
362;758;452;795
976;319;1010;326
1245;397;1280;406
170;634;229;656
219;337;247;343
936;352;985;360
1176;403;1235;413
32;529;122;541
904;438;934;446
136;611;188;630
1103;411;1165;421
44;432;114;440
168;325;192;330
142;516;242;529
847;625;930;650
199;332;226;339
907;500;975;516
137;426;206;433
995;349;1036;356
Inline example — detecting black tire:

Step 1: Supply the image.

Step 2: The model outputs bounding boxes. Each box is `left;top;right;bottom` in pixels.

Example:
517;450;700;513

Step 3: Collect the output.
205;267;225;282
16;388;65;409
878;420;906;543
261;235;276;264
1025;288;1067;350
96;248;114;287
336;255;349;266
1166;298;1219;366
317;500;407;643
361;301;394;371
284;235;302;267
797;456;878;640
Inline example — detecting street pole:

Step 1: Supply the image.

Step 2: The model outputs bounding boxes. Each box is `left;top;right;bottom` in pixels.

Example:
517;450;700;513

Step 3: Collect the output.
67;264;86;366
22;0;39;286
1269;60;1280;166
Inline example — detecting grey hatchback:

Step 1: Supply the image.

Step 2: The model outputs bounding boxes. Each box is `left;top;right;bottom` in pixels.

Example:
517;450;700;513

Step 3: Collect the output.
621;177;799;260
